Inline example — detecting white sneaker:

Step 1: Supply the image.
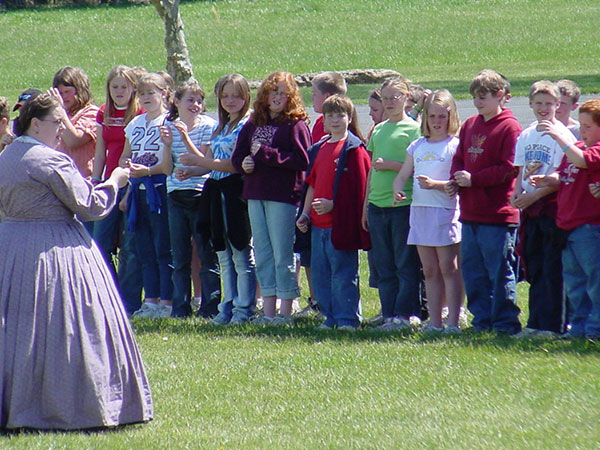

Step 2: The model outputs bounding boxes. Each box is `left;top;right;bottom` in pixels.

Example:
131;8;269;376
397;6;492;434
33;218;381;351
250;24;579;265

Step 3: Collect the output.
375;317;411;332
154;305;172;318
191;296;201;312
132;302;161;318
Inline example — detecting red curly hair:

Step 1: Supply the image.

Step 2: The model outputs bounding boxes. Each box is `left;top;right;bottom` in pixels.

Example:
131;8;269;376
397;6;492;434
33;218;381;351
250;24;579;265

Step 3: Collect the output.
251;71;308;127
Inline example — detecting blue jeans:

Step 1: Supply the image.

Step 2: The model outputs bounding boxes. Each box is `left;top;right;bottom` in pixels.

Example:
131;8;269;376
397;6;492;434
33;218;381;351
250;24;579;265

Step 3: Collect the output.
168;195;221;318
93;188;143;314
247;200;299;299
134;185;173;300
216;240;257;321
562;224;600;337
461;222;521;334
311;227;361;327
368;204;421;318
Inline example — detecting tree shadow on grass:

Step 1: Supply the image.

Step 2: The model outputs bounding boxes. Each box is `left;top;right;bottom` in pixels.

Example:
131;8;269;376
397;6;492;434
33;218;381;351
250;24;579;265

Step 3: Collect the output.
131;317;600;356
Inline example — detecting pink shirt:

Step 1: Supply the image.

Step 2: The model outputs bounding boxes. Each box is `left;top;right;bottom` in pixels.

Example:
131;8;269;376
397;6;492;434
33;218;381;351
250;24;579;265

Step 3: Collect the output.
57;104;99;178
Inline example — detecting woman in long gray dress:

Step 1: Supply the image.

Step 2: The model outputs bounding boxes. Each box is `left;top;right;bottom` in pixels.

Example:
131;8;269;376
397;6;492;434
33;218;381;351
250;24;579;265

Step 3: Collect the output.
0;94;153;430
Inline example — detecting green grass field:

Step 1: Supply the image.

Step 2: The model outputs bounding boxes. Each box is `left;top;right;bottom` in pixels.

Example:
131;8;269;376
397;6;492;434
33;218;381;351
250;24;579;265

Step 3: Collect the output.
2;0;600;447
1;0;599;108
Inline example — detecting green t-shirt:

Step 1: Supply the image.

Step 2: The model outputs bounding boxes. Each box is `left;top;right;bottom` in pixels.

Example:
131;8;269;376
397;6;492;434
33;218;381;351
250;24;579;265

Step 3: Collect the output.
367;118;421;207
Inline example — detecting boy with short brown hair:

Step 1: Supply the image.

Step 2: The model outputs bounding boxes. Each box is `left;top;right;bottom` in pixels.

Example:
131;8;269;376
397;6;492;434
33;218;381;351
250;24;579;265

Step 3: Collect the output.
310;71;347;142
555;79;581;139
446;69;522;334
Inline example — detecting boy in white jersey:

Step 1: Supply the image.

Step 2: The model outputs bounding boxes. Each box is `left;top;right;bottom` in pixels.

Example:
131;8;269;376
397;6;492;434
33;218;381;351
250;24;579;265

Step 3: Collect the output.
510;80;576;337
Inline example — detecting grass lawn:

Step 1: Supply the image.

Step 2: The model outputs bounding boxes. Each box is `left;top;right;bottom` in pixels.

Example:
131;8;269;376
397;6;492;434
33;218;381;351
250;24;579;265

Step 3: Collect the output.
1;0;599;109
2;0;600;447
3;255;600;449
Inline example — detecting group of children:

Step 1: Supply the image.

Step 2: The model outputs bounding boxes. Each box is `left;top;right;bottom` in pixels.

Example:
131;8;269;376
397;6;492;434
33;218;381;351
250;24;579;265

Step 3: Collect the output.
2;66;599;338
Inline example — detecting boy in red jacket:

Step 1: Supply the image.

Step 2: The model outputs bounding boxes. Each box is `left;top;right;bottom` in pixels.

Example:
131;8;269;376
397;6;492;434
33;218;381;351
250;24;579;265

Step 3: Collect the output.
296;95;371;330
445;70;522;334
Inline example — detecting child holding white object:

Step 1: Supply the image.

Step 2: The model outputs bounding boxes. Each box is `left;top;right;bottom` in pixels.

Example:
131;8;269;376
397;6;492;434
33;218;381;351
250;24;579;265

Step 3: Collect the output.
393;90;464;332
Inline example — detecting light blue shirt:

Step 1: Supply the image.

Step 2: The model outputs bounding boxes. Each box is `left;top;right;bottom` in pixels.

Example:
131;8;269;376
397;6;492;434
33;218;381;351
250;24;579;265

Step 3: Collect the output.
210;117;249;181
166;114;216;193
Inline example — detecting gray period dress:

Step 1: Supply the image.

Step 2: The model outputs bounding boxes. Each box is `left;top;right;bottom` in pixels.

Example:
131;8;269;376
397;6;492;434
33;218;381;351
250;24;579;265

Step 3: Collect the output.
0;137;153;430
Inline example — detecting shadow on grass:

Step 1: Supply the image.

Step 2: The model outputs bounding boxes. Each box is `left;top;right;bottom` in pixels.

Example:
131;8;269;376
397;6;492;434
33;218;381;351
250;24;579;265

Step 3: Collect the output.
0;422;147;437
131;317;600;356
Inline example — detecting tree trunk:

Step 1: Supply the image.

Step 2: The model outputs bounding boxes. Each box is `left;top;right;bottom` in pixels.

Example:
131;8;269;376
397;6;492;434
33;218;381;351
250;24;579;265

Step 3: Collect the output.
150;0;194;85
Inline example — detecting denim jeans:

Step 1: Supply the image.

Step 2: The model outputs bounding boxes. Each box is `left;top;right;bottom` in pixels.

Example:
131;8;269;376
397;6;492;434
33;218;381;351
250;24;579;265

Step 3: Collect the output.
311;227;361;327
168;195;221;318
522;215;566;333
461;222;521;334
368;204;421;318
562;224;600;337
247;199;299;299
216;240;257;321
134;185;173;300
93;188;143;314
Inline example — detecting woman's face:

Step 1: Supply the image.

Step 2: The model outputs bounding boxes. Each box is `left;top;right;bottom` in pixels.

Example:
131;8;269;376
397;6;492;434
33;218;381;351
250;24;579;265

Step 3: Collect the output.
32;107;64;147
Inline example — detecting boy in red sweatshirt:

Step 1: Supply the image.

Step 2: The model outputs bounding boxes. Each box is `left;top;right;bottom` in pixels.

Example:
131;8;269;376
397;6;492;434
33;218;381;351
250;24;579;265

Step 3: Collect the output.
445;70;522;334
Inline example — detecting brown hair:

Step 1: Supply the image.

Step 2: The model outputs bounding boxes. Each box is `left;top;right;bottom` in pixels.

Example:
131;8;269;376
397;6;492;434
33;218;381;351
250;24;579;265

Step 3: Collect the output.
469;69;510;97
138;73;173;110
251;71;308;127
579;99;600;127
167;79;206;122
0;97;9;122
322;94;365;143
15;93;60;137
555;79;581;104
421;89;461;138
312;71;347;96
529;80;560;102
52;66;94;115
104;65;140;126
369;88;381;102
212;73;251;138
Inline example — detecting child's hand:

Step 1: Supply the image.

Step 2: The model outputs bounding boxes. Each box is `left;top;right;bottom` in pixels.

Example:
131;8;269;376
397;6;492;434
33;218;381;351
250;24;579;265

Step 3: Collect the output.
361;209;369;232
512;191;537;210
373;157;387;171
509;190;522;207
128;162;151;178
242;155;255;173
0;133;14;148
416;174;435;190
454;170;472;187
251;141;262;156
530;174;550;188
538;120;571;143
444;180;459;198
176;168;192;181
160;125;173;147
179;153;202;166
296;213;310;233
393;191;407;205
589;182;600;198
119;196;128;211
311;198;333;215
173;120;188;136
47;87;66;110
